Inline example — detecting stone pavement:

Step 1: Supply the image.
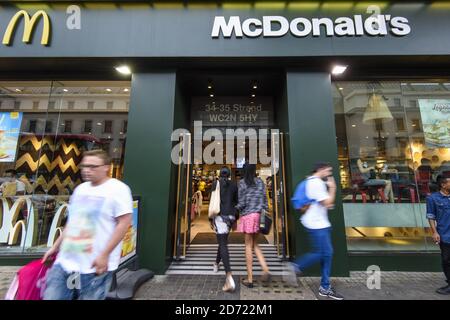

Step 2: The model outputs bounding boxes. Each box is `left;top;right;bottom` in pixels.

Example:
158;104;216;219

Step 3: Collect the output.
1;266;449;300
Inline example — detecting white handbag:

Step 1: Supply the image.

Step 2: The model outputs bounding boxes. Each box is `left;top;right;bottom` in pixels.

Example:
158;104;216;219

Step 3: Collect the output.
208;180;221;218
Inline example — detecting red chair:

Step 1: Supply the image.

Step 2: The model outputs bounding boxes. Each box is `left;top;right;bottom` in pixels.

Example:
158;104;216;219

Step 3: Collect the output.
416;167;432;197
351;173;386;203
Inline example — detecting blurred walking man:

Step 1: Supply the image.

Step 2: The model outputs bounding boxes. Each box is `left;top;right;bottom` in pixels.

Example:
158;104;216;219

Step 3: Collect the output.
43;150;133;300
286;162;343;300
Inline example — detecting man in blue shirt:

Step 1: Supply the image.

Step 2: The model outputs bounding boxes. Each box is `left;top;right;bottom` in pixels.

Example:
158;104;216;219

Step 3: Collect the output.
426;175;450;295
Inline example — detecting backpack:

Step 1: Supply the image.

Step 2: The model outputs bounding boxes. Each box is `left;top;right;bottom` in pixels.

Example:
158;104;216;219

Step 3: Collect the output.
291;177;315;213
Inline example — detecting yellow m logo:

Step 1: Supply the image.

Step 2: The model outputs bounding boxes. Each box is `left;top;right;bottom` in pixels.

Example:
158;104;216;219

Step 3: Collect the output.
2;10;51;46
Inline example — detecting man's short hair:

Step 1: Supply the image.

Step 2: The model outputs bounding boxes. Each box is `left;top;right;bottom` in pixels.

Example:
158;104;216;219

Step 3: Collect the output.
312;162;332;173
5;169;17;176
436;175;450;190
83;149;111;166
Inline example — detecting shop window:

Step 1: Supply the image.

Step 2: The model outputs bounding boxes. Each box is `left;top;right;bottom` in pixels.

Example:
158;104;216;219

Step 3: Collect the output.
29;119;37;133
63;120;72;133
104;120;113;133
396;118;406;131
84;120;92;133
45;120;53;133
334;81;449;253
0;80;131;255
123;120;128;134
412;119;421;132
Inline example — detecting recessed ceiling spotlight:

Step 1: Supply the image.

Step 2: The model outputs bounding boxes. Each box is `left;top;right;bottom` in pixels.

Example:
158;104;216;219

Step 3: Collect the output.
123;88;129;92
63;89;68;92
251;94;255;97
210;94;214;97
15;88;21;92
115;65;132;75
106;88;112;92
332;65;347;75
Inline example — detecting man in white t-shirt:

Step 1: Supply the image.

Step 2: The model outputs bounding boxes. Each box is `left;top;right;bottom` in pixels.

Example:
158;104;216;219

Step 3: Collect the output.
285;162;344;300
42;149;133;300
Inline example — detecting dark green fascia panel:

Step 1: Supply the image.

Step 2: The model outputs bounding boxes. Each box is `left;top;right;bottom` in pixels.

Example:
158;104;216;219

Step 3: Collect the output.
348;253;442;272
285;71;349;277
123;71;177;275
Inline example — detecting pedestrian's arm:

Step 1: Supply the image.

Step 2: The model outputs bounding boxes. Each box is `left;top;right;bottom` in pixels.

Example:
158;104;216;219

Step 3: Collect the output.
321;177;337;209
101;213;132;258
236;183;245;212
428;218;438;234
42;229;66;263
426;196;440;244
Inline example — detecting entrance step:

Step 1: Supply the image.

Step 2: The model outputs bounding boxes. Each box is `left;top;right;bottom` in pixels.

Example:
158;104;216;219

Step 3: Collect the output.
167;244;288;275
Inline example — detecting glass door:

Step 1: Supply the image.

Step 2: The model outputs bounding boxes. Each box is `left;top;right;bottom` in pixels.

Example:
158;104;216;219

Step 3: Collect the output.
173;132;191;260
271;131;290;259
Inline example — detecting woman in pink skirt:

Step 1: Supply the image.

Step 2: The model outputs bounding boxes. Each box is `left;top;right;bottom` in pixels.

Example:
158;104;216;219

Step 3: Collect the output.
236;164;271;288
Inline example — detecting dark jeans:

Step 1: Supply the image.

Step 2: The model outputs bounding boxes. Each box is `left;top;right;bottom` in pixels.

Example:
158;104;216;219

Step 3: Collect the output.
440;241;450;285
293;227;333;290
215;233;231;273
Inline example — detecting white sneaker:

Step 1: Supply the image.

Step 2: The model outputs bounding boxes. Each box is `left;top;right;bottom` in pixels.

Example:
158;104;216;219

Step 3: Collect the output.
223;275;235;292
213;263;219;273
282;261;299;287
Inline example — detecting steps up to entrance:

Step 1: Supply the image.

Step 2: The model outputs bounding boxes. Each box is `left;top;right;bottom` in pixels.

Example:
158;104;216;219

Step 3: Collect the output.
166;244;288;275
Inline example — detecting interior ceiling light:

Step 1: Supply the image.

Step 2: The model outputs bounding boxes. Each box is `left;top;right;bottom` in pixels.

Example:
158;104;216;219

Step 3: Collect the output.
123;88;129;92
332;65;347;75
106;88;112;92
210;94;214;97
115;65;132;75
63;89;68;92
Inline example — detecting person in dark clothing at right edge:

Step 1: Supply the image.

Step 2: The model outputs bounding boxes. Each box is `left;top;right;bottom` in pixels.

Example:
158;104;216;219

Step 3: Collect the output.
210;167;238;292
426;175;450;295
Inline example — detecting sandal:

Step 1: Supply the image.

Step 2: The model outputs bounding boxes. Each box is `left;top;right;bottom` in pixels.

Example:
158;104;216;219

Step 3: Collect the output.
241;279;254;288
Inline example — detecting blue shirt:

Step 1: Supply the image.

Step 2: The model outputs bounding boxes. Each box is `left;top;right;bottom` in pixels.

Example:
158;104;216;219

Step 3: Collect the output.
426;192;450;244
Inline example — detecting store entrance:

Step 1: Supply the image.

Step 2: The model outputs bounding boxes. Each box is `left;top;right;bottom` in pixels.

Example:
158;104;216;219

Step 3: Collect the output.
172;71;290;261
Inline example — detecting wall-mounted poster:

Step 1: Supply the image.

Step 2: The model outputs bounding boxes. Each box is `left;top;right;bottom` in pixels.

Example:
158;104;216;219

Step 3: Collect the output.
418;99;450;148
0;112;23;162
120;199;138;264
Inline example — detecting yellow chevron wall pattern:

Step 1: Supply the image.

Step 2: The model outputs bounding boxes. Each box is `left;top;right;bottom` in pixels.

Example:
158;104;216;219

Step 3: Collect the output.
15;135;85;195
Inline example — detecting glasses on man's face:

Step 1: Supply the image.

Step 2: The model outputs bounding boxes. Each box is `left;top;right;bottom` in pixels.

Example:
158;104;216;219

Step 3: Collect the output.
79;164;105;170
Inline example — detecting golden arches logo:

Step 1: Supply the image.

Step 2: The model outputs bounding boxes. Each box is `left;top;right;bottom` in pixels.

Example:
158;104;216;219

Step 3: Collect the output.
2;10;51;46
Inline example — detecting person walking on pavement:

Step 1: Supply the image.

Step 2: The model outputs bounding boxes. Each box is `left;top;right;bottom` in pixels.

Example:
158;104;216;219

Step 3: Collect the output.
42;149;133;300
286;162;344;300
210;167;238;292
236;163;271;288
426;174;450;295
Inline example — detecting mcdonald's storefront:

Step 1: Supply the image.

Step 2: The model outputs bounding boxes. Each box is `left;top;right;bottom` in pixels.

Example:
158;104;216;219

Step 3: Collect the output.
0;1;450;276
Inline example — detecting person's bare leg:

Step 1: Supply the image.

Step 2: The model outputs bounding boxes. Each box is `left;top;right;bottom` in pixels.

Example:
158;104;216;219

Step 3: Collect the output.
253;234;269;274
245;233;254;283
385;180;394;203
